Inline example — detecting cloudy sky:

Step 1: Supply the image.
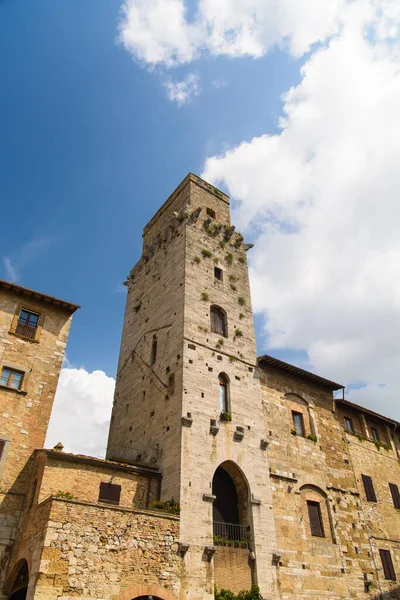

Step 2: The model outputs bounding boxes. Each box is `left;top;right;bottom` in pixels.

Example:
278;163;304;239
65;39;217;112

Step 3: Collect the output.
1;0;399;457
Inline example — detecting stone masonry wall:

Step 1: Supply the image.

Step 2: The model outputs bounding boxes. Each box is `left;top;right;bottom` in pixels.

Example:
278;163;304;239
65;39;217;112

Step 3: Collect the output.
0;287;74;597
260;366;377;599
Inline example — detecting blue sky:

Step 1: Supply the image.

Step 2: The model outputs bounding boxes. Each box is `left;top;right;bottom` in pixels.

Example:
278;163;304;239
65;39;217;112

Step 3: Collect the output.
0;0;301;376
1;0;400;455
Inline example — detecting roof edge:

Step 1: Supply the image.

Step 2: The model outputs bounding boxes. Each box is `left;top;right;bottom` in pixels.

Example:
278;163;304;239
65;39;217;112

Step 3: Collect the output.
0;279;80;312
258;353;344;391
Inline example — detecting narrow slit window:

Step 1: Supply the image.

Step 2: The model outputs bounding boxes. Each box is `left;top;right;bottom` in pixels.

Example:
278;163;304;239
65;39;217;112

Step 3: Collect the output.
0;367;24;390
210;306;227;337
219;373;229;413
0;440;5;462
362;474;377;502
307;501;324;537
151;336;157;366
380;549;396;580
292;411;304;437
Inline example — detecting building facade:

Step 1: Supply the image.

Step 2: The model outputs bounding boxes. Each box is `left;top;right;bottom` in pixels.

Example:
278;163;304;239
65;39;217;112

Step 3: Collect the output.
1;174;400;600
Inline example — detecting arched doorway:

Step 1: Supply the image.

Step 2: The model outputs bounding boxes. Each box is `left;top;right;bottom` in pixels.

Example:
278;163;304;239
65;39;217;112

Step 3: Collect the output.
118;584;177;600
212;461;251;548
7;560;29;600
134;597;163;599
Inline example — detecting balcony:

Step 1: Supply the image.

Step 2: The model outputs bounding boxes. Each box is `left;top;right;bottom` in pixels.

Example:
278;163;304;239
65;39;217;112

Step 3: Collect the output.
15;322;37;340
213;521;250;549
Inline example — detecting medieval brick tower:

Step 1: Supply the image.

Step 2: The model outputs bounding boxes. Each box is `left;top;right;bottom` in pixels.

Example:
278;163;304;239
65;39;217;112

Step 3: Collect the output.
107;174;279;599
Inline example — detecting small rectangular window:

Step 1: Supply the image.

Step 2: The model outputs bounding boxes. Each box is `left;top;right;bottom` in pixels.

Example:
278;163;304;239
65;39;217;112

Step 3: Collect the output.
292;411;304;436
362;474;377;502
16;309;40;340
389;483;400;509
371;427;380;442
307;501;324;537
344;417;353;432
380;549;396;580
0;367;24;390
98;482;121;505
214;266;223;281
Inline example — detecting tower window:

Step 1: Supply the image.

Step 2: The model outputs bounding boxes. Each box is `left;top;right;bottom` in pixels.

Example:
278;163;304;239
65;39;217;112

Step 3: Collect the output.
16;309;40;340
307;501;324;537
389;483;400;509
344;417;353;433
210;305;228;337
214;266;223;281
0;440;5;462
206;208;216;219
380;549;396;580
292;411;305;436
0;367;24;390
218;373;230;413
151;336;157;366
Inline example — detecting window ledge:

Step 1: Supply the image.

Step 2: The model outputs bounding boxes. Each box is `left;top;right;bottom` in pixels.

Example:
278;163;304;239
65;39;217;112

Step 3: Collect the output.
9;331;39;344
0;384;27;395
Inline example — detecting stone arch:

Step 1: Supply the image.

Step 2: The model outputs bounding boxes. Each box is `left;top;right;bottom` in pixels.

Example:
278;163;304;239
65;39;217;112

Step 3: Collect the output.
299;484;336;543
118;584;177;600
212;460;252;538
5;559;29;600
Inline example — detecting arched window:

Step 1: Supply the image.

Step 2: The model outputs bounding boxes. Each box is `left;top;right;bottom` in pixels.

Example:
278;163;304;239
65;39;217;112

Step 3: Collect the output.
219;373;229;413
151;336;157;366
210;305;227;337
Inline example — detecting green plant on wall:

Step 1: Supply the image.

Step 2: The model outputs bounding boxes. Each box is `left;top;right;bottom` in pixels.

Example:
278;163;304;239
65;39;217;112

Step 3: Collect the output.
55;491;75;499
235;329;243;338
193;256;201;264
214;585;263;600
238;256;246;264
238;297;246;306
225;253;233;265
290;429;298;436
216;339;224;349
151;499;180;515
201;292;209;301
307;434;318;443
220;411;232;422
202;249;213;258
239;313;245;320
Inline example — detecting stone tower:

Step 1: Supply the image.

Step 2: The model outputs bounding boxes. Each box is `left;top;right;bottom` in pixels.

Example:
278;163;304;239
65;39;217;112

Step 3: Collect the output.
0;279;79;596
107;174;279;599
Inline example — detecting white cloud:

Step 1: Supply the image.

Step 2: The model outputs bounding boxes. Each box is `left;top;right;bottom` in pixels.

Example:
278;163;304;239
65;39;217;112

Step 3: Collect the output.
202;0;400;420
3;258;19;283
164;73;200;105
46;368;115;457
119;0;347;67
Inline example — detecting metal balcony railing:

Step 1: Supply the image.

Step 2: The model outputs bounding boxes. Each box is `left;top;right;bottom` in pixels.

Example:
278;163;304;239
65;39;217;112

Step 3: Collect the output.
213;521;250;548
15;322;37;340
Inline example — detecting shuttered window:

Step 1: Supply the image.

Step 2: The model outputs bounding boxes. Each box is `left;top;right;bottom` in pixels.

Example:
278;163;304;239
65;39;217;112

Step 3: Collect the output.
389;483;400;509
210;306;227;337
380;549;396;580
307;501;324;537
362;474;377;502
98;482;121;505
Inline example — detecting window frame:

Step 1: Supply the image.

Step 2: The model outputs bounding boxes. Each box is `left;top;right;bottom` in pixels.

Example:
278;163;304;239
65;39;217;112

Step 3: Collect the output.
210;305;228;338
370;427;380;442
0;367;24;391
307;500;325;538
9;303;44;343
292;411;305;437
98;482;121;505
389;483;400;509
214;266;223;282
379;549;397;581
362;474;377;502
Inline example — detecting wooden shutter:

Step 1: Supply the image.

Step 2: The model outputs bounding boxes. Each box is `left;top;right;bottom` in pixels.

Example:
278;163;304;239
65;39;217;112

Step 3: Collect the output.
307;501;324;537
362;475;377;502
98;482;121;505
389;483;400;509
380;549;396;580
0;440;5;462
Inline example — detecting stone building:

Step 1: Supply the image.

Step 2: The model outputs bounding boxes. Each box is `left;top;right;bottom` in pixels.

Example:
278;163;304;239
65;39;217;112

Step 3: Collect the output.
1;174;400;600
